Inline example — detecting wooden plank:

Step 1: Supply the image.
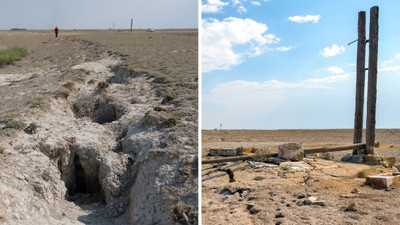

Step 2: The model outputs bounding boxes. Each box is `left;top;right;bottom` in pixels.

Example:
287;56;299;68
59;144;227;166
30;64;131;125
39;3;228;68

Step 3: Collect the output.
353;11;366;150
366;6;379;155
202;153;277;164
202;144;368;164
304;143;366;154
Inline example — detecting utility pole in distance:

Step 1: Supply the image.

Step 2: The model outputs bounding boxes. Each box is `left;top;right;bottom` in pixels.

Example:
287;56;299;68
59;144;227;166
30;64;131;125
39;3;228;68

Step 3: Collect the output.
130;19;133;31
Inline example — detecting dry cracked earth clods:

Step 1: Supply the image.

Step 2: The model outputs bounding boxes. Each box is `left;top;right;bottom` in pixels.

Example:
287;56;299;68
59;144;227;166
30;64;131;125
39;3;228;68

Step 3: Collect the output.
0;30;198;225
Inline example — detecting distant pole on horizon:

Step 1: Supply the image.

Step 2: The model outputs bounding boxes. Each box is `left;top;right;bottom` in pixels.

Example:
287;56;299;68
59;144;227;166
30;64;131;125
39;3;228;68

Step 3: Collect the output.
130;19;133;31
353;11;366;152
113;23;115;30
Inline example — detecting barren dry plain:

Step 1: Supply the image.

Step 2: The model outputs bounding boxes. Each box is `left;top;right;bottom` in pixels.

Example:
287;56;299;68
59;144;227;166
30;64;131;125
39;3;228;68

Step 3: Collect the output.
0;30;198;225
202;129;400;225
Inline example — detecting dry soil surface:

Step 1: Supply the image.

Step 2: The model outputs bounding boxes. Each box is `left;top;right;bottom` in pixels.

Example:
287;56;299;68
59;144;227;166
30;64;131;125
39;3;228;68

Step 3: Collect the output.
202;129;400;225
0;30;198;225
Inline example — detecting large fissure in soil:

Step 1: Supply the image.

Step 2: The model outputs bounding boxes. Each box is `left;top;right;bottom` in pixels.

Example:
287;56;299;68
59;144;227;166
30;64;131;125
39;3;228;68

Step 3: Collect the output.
71;94;125;124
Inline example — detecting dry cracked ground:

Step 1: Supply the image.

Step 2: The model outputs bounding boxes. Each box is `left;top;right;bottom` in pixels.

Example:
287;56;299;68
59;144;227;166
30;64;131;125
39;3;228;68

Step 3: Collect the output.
0;30;198;225
202;129;400;225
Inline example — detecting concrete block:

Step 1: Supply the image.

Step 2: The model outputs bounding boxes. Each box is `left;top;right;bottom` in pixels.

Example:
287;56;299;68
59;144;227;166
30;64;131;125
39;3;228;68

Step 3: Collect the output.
278;143;304;161
366;175;393;188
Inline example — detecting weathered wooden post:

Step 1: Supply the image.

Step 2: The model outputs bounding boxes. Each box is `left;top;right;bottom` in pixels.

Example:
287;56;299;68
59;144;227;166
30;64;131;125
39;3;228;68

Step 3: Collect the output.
353;11;366;153
366;6;379;155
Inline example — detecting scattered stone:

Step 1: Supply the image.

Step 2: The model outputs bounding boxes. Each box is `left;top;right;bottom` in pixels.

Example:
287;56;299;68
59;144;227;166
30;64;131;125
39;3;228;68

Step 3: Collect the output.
275;212;284;218
275;221;282;225
273;157;287;165
365;155;396;168
314;201;326;207
351;188;360;194
286;203;291;207
308;196;317;203
366;176;393;188
297;194;306;199
280;162;310;172
248;161;278;168
246;204;259;215
341;154;366;164
345;203;358;212
278;143;304;161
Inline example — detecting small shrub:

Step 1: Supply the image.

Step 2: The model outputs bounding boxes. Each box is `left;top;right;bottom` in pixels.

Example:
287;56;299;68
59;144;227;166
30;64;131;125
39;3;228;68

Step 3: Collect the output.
97;81;110;89
60;68;87;83
161;94;175;104
25;123;38;134
4;120;26;130
0;46;28;67
62;81;75;90
163;117;177;128
54;90;69;99
356;166;382;178
176;82;197;89
88;79;95;85
154;106;167;112
29;97;46;107
170;202;197;225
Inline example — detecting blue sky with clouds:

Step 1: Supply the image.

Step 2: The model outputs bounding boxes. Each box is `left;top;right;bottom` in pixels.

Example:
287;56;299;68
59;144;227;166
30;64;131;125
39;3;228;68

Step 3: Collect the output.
0;0;198;30
202;0;400;129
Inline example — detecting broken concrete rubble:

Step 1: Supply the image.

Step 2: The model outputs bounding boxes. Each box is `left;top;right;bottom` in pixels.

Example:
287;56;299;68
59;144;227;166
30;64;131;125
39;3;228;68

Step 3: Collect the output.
278;143;304;161
365;155;396;168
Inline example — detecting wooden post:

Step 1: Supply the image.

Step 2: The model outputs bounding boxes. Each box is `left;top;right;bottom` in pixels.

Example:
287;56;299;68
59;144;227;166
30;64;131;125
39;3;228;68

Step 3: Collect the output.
353;11;366;153
366;6;379;155
130;19;133;31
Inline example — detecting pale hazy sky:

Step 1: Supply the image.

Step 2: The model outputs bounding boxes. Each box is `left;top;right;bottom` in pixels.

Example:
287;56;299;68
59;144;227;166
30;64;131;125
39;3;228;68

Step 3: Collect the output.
0;0;198;30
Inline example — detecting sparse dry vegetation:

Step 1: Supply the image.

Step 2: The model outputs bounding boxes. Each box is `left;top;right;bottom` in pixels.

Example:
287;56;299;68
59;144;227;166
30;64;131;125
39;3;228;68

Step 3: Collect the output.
170;202;197;225
4;119;26;130
53;89;69;99
28;97;47;107
0;46;28;67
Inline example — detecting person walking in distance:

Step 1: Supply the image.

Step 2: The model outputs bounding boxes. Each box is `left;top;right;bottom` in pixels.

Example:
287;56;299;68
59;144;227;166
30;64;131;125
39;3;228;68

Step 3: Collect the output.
54;26;59;38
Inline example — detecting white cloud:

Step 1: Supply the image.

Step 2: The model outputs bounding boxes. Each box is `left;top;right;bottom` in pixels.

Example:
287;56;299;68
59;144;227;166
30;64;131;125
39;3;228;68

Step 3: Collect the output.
202;0;229;13
320;44;345;57
288;15;321;23
203;73;355;129
205;73;354;105
276;46;293;52
202;17;282;73
250;1;261;6
327;66;344;74
231;0;241;5
381;60;394;67
237;5;247;13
